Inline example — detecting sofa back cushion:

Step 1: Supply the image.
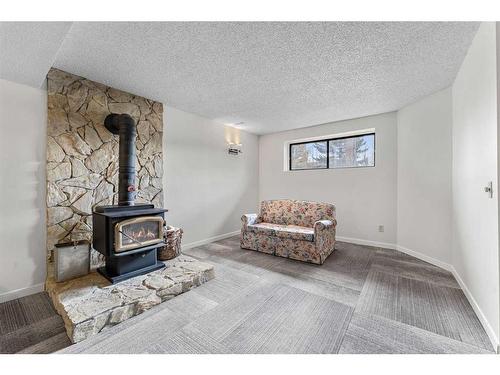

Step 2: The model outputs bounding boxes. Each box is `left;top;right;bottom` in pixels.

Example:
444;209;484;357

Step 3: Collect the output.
260;200;336;227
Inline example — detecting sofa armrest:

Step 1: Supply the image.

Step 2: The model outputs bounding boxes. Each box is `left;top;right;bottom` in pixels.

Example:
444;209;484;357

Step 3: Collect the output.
241;213;258;230
314;219;336;232
314;219;337;262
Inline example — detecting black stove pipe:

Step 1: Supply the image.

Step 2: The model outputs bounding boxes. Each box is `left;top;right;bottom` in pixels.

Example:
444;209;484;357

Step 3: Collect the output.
104;113;136;206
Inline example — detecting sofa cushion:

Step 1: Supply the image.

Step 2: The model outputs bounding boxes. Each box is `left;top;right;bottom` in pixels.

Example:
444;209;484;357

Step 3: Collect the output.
246;222;314;242
260;200;335;227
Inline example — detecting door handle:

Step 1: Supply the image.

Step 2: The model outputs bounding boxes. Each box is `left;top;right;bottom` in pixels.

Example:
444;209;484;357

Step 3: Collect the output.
484;181;493;198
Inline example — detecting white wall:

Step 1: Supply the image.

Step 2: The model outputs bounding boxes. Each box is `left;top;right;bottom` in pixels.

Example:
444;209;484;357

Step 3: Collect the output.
452;22;500;348
0;79;47;302
259;112;398;247
397;88;453;265
163;106;259;247
0;26;498;352
0;81;260;302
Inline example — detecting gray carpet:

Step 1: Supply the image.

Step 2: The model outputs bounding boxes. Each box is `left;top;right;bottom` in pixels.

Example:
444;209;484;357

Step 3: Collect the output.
0;292;71;353
339;312;488;354
0;237;494;354
357;270;492;350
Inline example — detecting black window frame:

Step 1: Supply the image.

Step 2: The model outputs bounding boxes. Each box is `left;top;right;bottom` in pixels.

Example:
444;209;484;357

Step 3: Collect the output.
289;133;376;171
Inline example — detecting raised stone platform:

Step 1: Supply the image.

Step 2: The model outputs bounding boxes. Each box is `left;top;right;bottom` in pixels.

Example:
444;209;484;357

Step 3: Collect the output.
45;255;214;343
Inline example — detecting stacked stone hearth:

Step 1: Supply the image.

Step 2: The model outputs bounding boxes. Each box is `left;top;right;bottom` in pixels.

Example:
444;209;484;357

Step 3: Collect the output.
44;69;217;345
46;68;164;269
46;255;215;343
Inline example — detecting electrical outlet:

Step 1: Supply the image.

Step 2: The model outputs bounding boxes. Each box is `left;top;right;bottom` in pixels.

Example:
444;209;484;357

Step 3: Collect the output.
378;225;384;233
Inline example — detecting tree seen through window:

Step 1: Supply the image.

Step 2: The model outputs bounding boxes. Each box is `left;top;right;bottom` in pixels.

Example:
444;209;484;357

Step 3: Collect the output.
290;134;375;170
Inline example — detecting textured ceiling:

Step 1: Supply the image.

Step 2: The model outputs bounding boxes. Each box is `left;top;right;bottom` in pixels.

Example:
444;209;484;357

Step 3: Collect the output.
0;22;72;87
1;22;478;134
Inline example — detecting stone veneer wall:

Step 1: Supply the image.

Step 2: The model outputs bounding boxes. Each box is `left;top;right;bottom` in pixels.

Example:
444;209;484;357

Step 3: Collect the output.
46;68;164;269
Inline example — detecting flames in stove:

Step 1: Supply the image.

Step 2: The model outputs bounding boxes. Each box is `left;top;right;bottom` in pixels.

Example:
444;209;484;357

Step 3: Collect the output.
114;216;164;253
123;227;158;243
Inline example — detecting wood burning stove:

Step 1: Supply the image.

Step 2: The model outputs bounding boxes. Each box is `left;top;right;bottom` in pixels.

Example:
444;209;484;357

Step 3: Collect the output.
92;204;167;283
114;216;164;253
92;113;166;283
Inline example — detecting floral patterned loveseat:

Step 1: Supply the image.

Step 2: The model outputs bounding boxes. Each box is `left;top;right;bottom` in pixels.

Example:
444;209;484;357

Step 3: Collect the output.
241;199;337;264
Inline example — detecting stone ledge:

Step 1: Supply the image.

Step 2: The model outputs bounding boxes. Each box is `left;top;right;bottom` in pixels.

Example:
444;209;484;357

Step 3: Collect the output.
45;255;214;343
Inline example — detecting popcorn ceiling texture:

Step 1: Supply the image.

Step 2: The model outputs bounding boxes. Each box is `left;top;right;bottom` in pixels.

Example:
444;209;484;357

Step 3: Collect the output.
0;22;479;134
52;22;480;134
0;22;72;87
46;68;164;269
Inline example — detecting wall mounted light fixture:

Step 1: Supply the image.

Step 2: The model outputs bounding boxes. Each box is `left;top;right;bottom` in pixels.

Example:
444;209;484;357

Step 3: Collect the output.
228;143;242;155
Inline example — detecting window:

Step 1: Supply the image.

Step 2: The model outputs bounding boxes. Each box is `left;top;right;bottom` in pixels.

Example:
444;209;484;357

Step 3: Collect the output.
290;141;328;170
289;133;375;171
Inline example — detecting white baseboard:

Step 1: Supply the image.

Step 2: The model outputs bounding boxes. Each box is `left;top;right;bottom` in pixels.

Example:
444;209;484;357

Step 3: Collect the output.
450;267;500;353
395;245;454;272
0;232;241;304
336;236;397;250
396;245;498;352
181;230;240;251
3;233;498;352
339;237;499;353
0;283;44;304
